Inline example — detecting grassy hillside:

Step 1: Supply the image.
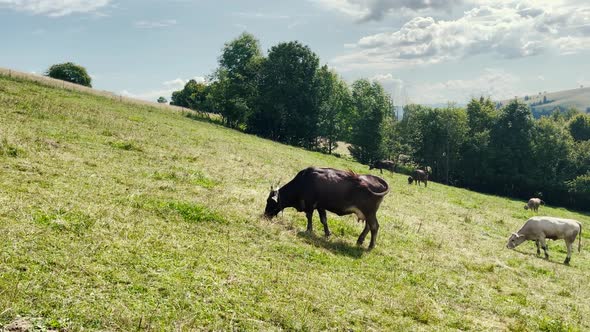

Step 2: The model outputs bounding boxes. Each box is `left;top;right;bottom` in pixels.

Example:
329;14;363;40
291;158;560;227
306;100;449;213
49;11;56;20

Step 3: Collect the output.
499;87;590;115
1;75;590;331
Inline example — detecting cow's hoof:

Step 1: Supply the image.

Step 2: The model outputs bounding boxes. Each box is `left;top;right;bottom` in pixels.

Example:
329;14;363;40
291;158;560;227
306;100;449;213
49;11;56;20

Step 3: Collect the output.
564;258;571;265
356;240;364;246
324;232;331;238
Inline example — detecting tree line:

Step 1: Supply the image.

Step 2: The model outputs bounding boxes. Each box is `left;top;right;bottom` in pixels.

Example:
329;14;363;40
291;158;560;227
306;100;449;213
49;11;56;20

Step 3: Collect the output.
170;32;392;160
171;32;590;211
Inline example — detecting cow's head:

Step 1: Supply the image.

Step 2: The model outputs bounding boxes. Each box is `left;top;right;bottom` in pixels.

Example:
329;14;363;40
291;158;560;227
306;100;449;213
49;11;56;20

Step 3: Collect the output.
506;233;526;249
407;176;413;184
523;205;529;210
264;186;281;218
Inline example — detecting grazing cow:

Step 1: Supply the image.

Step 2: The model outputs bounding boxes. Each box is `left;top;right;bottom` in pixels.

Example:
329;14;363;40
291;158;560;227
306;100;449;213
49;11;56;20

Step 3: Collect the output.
408;169;428;187
524;198;545;212
506;216;582;265
264;167;390;249
369;160;396;174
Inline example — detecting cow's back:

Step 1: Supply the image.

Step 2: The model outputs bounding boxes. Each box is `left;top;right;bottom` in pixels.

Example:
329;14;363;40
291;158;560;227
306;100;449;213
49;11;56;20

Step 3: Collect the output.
303;167;388;214
522;216;580;239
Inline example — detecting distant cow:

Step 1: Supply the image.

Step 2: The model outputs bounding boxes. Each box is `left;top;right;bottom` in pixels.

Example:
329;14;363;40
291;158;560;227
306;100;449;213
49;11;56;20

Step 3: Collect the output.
506;216;582;265
369;160;396;174
264;167;390;249
408;169;428;187
524;198;545;212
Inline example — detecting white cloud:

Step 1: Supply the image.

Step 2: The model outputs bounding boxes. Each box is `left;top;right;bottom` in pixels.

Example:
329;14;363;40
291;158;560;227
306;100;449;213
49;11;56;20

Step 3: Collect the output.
134;19;178;29
408;68;522;104
314;0;462;21
370;73;403;85
331;2;590;71
311;0;580;21
309;0;369;20
0;0;110;16
231;12;289;20
121;76;206;102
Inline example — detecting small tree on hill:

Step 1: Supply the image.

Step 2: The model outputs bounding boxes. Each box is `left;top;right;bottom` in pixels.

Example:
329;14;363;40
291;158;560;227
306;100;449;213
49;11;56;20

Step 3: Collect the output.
569;113;590;141
157;96;168;104
46;62;92;87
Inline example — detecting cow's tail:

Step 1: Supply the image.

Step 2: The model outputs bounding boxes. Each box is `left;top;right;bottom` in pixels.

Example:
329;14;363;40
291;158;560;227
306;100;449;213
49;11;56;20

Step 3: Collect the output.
370;176;390;196
578;222;583;253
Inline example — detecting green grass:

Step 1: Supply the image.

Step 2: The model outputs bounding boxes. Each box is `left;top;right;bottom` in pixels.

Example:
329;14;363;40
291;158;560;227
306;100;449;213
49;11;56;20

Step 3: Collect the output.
1;75;590;331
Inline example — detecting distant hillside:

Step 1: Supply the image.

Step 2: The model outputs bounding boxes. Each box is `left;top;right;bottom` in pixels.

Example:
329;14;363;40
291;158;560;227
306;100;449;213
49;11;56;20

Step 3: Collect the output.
498;86;590;117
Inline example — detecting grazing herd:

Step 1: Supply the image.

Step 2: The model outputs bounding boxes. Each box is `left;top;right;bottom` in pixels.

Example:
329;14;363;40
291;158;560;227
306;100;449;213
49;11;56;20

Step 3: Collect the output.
263;161;584;265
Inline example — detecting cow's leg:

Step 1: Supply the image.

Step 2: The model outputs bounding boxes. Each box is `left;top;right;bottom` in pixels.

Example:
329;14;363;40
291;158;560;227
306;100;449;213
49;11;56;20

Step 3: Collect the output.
425;180;427;187
367;215;379;250
535;240;541;256
539;237;549;259
305;210;314;233
564;240;573;265
318;209;331;237
357;222;369;246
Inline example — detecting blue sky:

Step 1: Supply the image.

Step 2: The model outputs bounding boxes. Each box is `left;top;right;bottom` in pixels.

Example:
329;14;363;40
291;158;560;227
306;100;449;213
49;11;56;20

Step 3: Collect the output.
1;0;589;105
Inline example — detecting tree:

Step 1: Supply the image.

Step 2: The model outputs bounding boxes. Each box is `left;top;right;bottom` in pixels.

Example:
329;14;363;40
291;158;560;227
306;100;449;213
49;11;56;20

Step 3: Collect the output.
529;118;574;191
568;113;590;141
249;41;320;148
211;32;263;128
314;65;352;153
459;97;497;187
157;96;167;104
488;100;534;194
46;62;92;87
409;105;467;183
347;79;391;164
170;79;210;111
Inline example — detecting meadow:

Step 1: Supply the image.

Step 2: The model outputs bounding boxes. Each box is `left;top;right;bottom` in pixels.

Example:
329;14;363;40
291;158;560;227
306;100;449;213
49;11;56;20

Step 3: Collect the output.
1;74;589;331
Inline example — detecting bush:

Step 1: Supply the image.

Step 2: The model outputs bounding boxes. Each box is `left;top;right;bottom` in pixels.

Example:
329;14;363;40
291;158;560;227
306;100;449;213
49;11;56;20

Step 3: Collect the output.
46;62;92;87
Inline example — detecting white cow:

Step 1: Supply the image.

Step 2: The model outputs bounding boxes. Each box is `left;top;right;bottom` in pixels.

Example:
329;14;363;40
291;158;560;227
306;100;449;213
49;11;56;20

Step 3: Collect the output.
524;198;545;212
506;216;582;265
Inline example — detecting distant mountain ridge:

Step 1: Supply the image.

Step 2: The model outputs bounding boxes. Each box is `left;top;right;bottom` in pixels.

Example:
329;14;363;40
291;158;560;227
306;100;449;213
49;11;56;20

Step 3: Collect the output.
498;86;590;118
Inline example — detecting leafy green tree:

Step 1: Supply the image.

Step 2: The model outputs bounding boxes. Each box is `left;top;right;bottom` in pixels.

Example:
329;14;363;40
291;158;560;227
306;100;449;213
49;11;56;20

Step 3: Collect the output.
411;105;468;183
460;97;497;187
170;79;210;111
568;113;590;141
46;62;92;87
314;65;352;153
249;41;320;148
529;118;574;190
211;32;263;128
157;96;167;104
348;79;391;164
488;100;534;193
396;104;429;158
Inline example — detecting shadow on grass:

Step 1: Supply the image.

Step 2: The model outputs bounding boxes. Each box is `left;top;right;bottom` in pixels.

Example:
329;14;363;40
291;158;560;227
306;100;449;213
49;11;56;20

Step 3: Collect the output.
184;110;224;126
513;249;570;266
296;231;366;259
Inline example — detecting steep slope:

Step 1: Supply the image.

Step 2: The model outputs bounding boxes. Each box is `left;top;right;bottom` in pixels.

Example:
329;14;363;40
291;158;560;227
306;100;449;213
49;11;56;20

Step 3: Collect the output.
1;75;589;331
